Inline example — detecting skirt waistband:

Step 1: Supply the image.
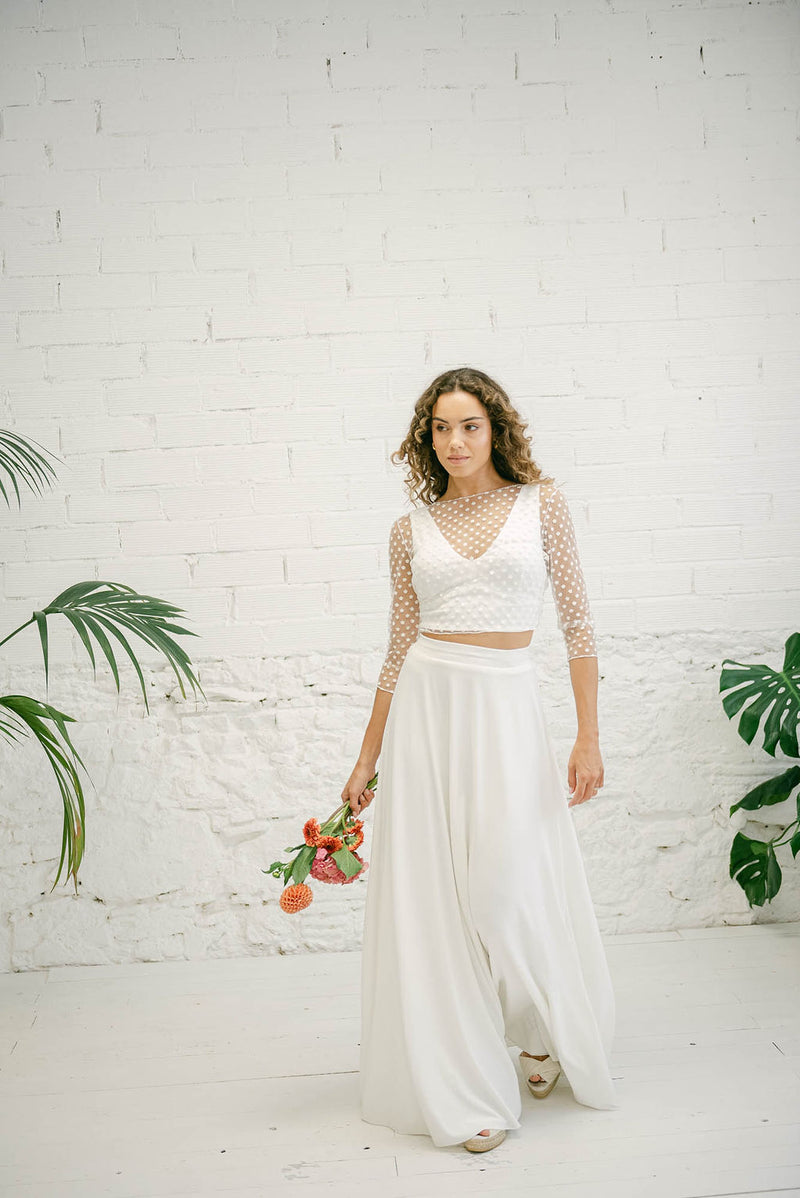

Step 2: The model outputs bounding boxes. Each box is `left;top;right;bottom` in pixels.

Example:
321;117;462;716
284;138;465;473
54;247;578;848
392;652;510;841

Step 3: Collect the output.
413;631;536;671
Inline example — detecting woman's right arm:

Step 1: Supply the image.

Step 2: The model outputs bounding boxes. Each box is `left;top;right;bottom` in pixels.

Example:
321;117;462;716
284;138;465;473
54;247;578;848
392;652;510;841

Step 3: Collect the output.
343;688;393;816
342;516;419;816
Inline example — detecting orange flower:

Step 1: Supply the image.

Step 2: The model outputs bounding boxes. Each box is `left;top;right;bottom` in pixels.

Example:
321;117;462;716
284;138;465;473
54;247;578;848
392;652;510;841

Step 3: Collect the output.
279;883;313;913
318;834;343;851
303;818;322;846
344;827;364;851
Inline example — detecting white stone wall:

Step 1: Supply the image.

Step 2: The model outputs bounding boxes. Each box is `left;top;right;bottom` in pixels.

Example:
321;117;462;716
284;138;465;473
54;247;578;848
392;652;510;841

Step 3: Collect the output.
1;0;799;972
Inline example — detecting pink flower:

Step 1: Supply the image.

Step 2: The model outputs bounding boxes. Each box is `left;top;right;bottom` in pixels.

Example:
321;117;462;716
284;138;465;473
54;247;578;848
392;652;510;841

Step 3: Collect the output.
310;847;368;885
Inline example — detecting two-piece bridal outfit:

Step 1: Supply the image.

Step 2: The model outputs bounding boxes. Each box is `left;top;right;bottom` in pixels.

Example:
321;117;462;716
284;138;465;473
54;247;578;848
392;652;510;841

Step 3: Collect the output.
358;478;619;1148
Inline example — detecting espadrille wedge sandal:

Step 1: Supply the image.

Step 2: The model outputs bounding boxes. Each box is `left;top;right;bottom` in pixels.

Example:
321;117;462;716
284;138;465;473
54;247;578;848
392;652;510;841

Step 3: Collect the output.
520;1051;561;1098
462;1127;506;1153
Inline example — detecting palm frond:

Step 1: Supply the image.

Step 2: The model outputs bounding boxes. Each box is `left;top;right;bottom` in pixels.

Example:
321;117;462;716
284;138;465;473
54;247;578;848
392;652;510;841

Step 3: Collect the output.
0;429;60;508
36;581;204;711
0;695;87;893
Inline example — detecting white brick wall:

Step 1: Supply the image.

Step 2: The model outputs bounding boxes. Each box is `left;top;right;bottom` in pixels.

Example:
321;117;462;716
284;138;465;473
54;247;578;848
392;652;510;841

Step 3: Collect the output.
1;0;799;972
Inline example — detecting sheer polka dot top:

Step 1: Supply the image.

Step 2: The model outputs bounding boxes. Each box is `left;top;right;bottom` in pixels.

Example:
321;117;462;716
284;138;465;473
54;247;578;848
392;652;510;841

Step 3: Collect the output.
376;479;597;694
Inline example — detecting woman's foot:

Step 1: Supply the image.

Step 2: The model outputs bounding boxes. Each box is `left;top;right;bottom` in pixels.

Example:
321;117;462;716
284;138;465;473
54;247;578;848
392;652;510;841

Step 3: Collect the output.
520;1051;550;1084
462;1127;506;1152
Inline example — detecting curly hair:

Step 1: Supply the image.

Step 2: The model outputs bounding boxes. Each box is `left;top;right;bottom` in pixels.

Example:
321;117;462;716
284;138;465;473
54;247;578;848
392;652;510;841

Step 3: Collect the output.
391;367;555;507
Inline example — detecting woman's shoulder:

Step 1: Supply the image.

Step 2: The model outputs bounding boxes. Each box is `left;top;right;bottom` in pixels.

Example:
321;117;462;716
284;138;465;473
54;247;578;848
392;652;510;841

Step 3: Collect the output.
390;510;414;553
536;476;567;507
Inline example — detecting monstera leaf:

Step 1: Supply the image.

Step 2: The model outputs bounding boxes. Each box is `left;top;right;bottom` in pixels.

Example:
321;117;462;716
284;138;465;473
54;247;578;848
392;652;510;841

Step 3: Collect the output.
729;830;785;908
719;633;800;758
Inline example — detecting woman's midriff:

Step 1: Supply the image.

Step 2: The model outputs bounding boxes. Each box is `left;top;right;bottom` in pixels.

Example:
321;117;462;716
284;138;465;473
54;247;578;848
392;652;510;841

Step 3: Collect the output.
420;630;533;650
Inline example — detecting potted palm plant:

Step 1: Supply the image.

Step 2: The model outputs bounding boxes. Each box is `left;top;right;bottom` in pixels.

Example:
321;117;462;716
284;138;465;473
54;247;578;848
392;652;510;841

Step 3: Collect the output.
0;428;204;894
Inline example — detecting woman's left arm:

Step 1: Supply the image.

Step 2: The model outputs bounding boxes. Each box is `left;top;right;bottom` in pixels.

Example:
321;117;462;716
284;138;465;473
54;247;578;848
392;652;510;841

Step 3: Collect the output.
540;480;604;807
566;656;603;807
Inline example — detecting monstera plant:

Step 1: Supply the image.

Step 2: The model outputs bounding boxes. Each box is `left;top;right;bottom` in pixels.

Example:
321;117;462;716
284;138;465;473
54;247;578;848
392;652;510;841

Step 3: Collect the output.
720;633;800;907
0;429;204;894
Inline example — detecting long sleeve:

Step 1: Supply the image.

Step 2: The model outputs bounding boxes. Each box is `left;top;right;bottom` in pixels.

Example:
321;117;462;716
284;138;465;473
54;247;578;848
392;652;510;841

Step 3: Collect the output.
377;515;420;694
540;481;597;660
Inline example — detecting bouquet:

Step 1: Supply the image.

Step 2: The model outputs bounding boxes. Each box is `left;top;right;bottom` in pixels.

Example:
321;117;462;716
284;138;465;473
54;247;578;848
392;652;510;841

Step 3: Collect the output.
264;772;378;913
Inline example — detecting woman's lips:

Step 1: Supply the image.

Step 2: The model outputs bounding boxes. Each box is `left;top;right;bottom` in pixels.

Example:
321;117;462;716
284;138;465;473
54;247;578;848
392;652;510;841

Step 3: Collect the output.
448;456;469;461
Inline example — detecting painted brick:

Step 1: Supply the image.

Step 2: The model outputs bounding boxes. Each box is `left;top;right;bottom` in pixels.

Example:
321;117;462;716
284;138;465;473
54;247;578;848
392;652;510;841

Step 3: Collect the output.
66;491;162;524
194;235;291;272
4;557;99;600
47;343;142;379
287;545;377;584
196;443;289;485
192;551;283;589
216;514;309;553
121;519;215;557
83;24;180;64
330;48;425;89
245;128;332;168
19;311;115;346
94;555;191;592
156;413;249;450
288;87;381;127
160;484;254;522
276;15;368;57
61;418;154;455
58;275;151;310
4;242;100;277
105;449;198;490
25;524;121;561
289;439;385;477
348;262;446;298
0;64;38;105
0;28;84;67
232;583;326;624
42;60;141;101
212;304;306;340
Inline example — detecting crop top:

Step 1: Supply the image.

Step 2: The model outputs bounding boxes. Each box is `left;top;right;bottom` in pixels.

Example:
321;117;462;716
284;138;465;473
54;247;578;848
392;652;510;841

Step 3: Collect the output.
376;479;597;694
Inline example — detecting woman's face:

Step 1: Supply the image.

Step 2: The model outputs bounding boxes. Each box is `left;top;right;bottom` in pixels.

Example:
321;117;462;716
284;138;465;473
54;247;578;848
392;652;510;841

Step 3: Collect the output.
430;390;493;478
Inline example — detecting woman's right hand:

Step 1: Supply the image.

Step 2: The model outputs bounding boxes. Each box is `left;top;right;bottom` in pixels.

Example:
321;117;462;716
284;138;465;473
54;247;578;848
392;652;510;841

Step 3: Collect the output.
342;760;377;817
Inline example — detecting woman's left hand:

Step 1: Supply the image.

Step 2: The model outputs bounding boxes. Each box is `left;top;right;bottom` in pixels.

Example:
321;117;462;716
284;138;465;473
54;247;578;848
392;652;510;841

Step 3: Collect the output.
567;735;604;807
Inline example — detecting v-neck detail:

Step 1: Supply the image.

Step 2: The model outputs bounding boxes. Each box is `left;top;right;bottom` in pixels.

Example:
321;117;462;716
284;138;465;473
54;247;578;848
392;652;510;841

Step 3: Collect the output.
423;482;525;562
432;483;520;505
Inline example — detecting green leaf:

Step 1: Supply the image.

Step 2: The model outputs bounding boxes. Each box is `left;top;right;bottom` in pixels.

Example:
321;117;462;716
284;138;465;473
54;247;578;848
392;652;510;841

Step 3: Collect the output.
78;611;122;696
330;847;365;878
290;844;317;886
61;610;97;676
34;611;49;690
730;765;800;815
0;429;60;508
790;828;800;859
88;610;149;712
0;695;88;894
720;633;800;757
729;831;783;908
20;580;205;710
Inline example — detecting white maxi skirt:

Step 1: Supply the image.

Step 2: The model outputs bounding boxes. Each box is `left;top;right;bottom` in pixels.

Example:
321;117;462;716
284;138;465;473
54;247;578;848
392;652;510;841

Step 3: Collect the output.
359;633;619;1148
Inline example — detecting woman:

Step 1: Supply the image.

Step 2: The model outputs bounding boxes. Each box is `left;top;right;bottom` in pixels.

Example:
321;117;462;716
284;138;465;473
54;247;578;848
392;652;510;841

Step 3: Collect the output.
341;367;618;1153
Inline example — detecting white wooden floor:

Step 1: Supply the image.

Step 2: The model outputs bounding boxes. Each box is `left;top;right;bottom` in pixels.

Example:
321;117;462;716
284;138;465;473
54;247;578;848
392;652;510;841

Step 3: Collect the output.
1;922;799;1198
